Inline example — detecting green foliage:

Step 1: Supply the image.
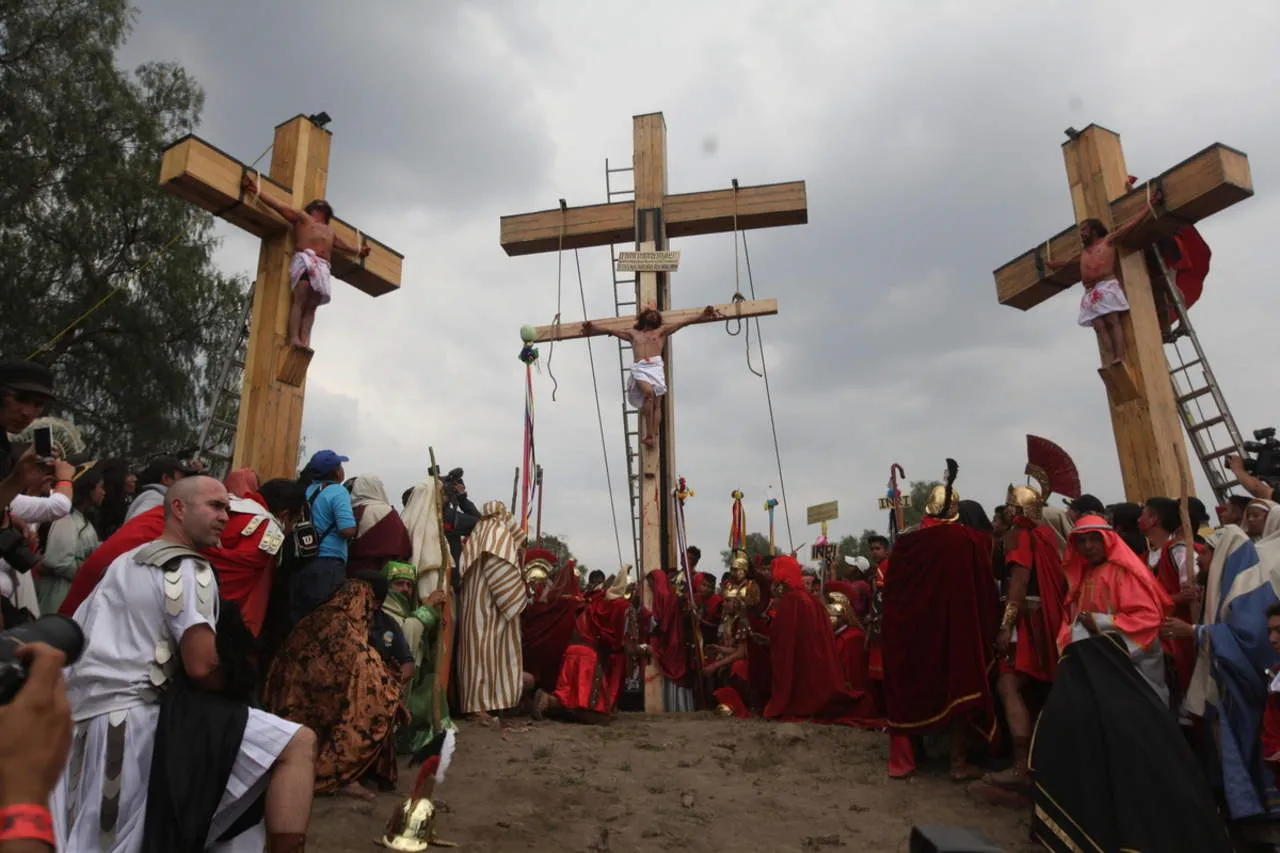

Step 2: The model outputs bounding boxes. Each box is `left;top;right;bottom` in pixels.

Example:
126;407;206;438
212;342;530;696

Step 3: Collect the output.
0;0;244;457
904;480;942;529
719;531;774;568
529;532;578;569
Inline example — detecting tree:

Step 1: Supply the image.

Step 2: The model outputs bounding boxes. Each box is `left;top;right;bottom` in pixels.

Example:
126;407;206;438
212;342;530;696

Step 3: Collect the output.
837;529;885;560
903;480;942;529
720;532;774;568
528;532;578;568
0;0;244;457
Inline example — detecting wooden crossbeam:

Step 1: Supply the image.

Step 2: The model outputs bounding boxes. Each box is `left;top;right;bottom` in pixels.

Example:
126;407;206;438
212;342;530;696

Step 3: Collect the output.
531;299;777;343
159;134;404;296
499;181;807;256
993;142;1252;310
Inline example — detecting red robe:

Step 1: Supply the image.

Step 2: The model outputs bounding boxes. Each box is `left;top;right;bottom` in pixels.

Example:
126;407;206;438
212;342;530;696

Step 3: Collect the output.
646;570;689;683
881;522;998;739
1159;225;1211;317
763;558;879;727
868;559;888;681
747;583;773;710
1151;539;1196;693
59;507;166;616
522;566;584;692
346;506;413;578
553;597;631;714
1001;518;1069;682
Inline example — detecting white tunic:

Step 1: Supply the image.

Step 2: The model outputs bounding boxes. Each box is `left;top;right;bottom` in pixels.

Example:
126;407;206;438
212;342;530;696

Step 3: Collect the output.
52;545;299;853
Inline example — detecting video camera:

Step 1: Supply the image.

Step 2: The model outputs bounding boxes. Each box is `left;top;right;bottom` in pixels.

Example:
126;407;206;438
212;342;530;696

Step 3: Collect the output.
0;615;85;704
1242;427;1280;488
0;525;40;574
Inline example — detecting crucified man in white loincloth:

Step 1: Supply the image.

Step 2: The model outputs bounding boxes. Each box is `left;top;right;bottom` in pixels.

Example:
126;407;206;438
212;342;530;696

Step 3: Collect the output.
243;172;370;349
583;305;718;448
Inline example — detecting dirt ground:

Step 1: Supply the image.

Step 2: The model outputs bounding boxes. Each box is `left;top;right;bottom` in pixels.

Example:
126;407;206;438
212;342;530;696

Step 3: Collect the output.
310;714;1036;853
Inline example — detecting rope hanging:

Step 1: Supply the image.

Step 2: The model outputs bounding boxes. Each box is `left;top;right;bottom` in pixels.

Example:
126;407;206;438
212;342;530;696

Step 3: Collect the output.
544;200;567;401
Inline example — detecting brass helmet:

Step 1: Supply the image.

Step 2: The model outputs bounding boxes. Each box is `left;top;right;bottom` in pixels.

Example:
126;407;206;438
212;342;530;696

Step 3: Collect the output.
1007;465;1050;521
924;485;961;521
524;562;551;584
379;796;437;851
729;549;750;578
826;591;851;628
715;703;735;717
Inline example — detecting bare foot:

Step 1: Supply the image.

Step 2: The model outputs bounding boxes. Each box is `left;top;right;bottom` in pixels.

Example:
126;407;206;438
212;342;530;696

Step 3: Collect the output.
641;435;657;448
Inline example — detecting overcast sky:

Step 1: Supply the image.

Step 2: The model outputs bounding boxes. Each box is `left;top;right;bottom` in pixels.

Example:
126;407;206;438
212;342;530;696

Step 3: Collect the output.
120;0;1280;571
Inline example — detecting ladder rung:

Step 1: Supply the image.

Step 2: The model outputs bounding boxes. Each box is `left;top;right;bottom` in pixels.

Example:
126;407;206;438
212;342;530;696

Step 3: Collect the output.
1170;358;1203;374
1201;446;1240;462
1188;415;1226;433
1176;386;1214;406
606;165;634;174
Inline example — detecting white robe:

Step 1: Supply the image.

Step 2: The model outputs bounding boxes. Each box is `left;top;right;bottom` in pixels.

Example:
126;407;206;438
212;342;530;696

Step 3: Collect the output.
52;545;299;853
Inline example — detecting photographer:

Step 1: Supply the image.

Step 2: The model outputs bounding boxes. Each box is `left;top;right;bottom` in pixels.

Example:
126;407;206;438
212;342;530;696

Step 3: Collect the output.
439;467;479;576
1;459;76;629
0;642;72;852
1226;427;1280;501
0;363;55;515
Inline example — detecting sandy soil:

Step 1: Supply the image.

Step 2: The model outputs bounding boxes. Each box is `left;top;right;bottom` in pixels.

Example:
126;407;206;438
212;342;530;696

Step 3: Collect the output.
309;714;1035;853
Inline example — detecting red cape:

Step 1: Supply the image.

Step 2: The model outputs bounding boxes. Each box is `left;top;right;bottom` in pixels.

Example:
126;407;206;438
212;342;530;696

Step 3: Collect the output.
763;563;879;727
1152;540;1196;692
881;522;998;738
1159;225;1211;317
553;596;632;714
646;570;688;682
346;506;413;578
522;566;584;692
59;507;166;616
1004;519;1069;682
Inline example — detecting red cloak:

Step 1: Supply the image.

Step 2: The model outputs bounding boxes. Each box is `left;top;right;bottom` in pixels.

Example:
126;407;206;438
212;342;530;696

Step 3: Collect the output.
1002;518;1069;682
881;523;998;738
59;507;166;616
646;570;689;682
763;557;879;727
553;597;631;714
346;505;413;578
1159;225;1211;317
522;563;584;692
1152;540;1196;693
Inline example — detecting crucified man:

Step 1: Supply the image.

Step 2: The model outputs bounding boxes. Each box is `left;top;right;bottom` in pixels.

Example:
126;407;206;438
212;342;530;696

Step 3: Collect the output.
242;172;370;349
1046;187;1162;366
583;306;719;448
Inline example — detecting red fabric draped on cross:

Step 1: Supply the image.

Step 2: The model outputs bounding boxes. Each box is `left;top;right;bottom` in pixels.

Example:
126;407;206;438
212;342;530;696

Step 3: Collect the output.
646;570;689;682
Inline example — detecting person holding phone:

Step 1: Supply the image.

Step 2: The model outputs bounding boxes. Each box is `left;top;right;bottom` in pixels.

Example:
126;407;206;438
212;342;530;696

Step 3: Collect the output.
0;363;56;515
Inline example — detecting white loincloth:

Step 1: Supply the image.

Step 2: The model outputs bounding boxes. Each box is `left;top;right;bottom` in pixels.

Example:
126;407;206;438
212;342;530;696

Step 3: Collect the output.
1078;277;1129;326
626;356;667;408
289;249;333;305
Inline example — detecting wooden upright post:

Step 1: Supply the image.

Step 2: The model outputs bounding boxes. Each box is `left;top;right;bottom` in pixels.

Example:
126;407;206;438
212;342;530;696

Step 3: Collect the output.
158;114;403;480
992;125;1253;502
500;111;808;711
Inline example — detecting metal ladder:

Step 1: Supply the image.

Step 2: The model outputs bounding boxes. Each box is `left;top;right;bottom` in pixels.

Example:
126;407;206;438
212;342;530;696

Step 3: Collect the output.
194;285;254;479
1155;250;1245;506
605;157;641;566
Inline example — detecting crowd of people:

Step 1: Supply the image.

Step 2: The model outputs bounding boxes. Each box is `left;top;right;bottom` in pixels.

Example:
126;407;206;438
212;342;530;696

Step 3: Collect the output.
5;356;1280;852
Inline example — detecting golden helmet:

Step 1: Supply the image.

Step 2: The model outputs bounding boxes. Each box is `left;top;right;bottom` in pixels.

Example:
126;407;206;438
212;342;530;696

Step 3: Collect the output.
826;591;851;628
924;485;960;520
715;703;735;717
729;549;750;576
1006;484;1044;521
379;797;437;852
524;562;551;584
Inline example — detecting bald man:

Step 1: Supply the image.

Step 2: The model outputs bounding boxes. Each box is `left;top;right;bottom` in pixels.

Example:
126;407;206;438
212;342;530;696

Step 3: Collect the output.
52;476;318;853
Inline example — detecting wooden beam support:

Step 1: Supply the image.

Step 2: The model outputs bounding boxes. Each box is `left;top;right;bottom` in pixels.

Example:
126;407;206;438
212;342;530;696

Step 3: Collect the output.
498;180;807;256
530;299;777;343
993;140;1252;310
159;134;404;297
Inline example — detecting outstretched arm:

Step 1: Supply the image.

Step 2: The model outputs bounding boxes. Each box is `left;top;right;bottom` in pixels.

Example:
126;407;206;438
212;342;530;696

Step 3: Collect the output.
332;231;371;258
242;172;303;224
661;305;719;337
581;320;631;341
1109;186;1163;243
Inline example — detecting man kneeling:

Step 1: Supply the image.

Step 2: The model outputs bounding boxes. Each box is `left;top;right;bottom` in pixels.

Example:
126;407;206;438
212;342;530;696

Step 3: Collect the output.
53;476;318;853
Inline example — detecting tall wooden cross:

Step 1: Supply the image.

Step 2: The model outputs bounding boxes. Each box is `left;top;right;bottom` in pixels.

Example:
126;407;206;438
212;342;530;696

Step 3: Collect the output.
500;112;807;712
993;125;1252;502
157;114;403;481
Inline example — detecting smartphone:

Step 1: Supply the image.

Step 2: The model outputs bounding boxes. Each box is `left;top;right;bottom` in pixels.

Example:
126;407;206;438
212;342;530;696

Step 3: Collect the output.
32;426;53;460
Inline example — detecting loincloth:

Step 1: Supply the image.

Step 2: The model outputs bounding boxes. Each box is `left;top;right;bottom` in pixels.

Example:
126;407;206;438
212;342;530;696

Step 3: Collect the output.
626;356;667;408
289;249;333;305
1078;277;1128;326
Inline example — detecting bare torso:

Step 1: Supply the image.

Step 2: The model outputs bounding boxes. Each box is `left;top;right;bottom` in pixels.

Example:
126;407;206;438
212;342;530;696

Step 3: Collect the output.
627;327;666;361
1079;239;1117;287
295;216;335;261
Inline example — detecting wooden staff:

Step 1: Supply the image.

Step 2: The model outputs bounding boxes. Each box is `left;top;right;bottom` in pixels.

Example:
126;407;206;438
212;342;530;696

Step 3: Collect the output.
428;446;455;730
535;465;545;541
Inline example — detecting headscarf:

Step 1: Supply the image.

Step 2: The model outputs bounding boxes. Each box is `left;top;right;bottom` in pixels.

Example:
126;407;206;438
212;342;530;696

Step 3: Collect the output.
459;500;521;579
1061;515;1171;649
383;560;417;609
350;474;394;537
402;476;451;596
223;468;259;499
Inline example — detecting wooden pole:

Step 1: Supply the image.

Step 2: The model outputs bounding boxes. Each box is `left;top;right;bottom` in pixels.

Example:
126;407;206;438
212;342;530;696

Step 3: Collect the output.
427;446;454;732
535;465;545;541
510;466;519;516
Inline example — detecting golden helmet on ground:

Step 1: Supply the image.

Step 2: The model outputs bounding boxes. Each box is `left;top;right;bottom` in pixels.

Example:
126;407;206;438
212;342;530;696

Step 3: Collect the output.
379;797;437;851
715;703;735;717
924;485;961;520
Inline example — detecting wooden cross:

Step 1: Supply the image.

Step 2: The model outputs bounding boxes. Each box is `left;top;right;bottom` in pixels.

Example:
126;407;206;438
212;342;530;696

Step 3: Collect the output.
992;125;1252;502
501;112;807;712
157;114;403;481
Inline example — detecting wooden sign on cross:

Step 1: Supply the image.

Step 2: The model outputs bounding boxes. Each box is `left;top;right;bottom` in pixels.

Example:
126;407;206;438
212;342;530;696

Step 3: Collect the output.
992;125;1252;503
501;112;807;712
157;114;404;481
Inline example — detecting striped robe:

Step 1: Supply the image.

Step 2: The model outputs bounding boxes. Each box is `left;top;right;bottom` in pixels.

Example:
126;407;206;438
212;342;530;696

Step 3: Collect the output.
457;502;528;713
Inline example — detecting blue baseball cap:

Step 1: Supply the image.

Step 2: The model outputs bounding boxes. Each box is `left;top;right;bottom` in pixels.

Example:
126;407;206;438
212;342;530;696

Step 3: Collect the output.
306;449;349;476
